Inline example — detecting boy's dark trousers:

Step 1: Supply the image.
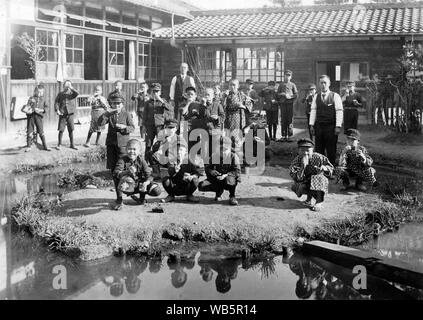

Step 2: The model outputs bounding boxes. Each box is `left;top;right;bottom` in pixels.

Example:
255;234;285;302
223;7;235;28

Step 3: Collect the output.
306;113;313;140
113;178;161;204
280;102;293;137
198;175;237;197
314;123;338;166
162;176;199;196
27;114;48;149
58;113;75;147
145;125;164;153
343;108;359;133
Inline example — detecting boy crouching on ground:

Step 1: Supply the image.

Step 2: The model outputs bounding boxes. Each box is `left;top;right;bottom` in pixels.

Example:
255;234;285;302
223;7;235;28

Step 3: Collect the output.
335;129;376;192
198;136;242;206
113;139;162;210
162;142;203;203
289;138;334;212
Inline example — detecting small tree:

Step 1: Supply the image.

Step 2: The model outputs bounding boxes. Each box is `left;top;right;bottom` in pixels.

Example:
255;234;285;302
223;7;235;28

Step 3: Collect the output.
368;40;423;133
15;32;45;76
392;40;423;133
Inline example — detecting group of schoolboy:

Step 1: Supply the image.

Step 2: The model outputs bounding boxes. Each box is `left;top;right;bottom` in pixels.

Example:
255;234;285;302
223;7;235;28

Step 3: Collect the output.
21;64;376;212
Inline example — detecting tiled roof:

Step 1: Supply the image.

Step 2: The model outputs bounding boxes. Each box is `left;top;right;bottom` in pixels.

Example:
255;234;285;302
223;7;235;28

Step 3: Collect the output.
123;0;198;19
154;3;423;39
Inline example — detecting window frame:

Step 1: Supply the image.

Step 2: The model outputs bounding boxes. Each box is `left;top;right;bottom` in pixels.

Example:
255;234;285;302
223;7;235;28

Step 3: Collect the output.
65;32;84;65
137;41;150;80
149;44;162;80
236;46;284;82
35;28;59;63
198;48;221;83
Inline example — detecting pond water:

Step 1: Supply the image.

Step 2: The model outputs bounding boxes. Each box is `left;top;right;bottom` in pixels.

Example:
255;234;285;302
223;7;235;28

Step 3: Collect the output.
1;229;422;300
0;163;422;300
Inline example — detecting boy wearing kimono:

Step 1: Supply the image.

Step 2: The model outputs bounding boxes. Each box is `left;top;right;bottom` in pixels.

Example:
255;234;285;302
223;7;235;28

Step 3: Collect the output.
335;129;376;192
289;138;334;212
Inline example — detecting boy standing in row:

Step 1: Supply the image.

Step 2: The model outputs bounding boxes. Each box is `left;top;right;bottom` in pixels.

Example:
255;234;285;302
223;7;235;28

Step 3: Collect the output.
131;82;150;140
260;80;278;141
22;84;51;152
54;80;79;150
277;70;298;142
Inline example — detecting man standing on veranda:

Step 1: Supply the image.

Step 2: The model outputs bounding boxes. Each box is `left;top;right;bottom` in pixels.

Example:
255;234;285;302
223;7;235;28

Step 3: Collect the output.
309;74;343;167
169;62;196;121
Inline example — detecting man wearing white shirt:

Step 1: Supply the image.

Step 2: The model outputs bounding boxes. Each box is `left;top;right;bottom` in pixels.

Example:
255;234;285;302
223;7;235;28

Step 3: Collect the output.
309;74;343;166
169;63;196;121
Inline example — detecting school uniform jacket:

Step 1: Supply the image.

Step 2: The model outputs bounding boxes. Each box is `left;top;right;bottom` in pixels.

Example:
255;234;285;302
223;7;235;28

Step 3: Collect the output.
114;155;153;183
98;108;135;147
205;153;242;183
24;96;48;118
54;89;79;115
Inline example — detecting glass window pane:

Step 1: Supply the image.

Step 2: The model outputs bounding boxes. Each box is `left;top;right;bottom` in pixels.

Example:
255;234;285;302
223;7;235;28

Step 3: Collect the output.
48;32;58;46
109;53;116;65
66;49;73;63
109;40;116;52
244;48;251;58
37;30;47;45
39;47;47;61
237;48;243;59
48;48;58;62
117;54;124;65
236;59;244;69
117;40;124;53
74;50;82;63
74;35;83;49
65;34;73;48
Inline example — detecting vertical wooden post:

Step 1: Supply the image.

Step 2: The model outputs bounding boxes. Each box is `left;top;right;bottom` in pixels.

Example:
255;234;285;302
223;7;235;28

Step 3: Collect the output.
102;5;106;87
135;12;139;82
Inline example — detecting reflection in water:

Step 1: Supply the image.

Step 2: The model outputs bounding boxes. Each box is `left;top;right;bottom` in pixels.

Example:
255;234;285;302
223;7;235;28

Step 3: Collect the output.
3;233;423;300
359;222;423;271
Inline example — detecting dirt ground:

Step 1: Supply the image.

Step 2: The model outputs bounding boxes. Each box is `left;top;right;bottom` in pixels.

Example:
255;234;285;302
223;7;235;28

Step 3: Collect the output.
54;165;370;260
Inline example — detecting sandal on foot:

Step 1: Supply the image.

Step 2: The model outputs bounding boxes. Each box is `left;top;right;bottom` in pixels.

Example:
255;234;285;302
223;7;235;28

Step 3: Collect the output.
302;200;312;207
113;203;124;211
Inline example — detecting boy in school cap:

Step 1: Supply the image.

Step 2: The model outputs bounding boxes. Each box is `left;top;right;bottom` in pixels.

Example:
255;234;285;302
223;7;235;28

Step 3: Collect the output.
198;136;242;206
277;70;298;142
143;82;172;156
98;91;135;202
342;80;363;134
335;129;376;192
259;80;278;140
245;79;259;110
289;138;334;212
302;83;317;139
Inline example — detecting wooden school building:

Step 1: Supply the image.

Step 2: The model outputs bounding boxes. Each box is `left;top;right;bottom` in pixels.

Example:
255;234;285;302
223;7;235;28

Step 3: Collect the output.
0;0;196;145
154;2;423;120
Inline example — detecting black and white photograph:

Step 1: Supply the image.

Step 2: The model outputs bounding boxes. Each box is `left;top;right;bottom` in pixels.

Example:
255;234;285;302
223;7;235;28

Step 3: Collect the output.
0;0;423;307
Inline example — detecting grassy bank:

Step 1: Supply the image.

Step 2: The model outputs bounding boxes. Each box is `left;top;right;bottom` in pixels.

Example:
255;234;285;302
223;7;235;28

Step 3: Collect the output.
12;146;106;174
9;193;289;260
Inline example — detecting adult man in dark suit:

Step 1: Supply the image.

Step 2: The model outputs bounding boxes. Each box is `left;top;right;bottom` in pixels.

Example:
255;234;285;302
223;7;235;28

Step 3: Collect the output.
309;75;343;166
